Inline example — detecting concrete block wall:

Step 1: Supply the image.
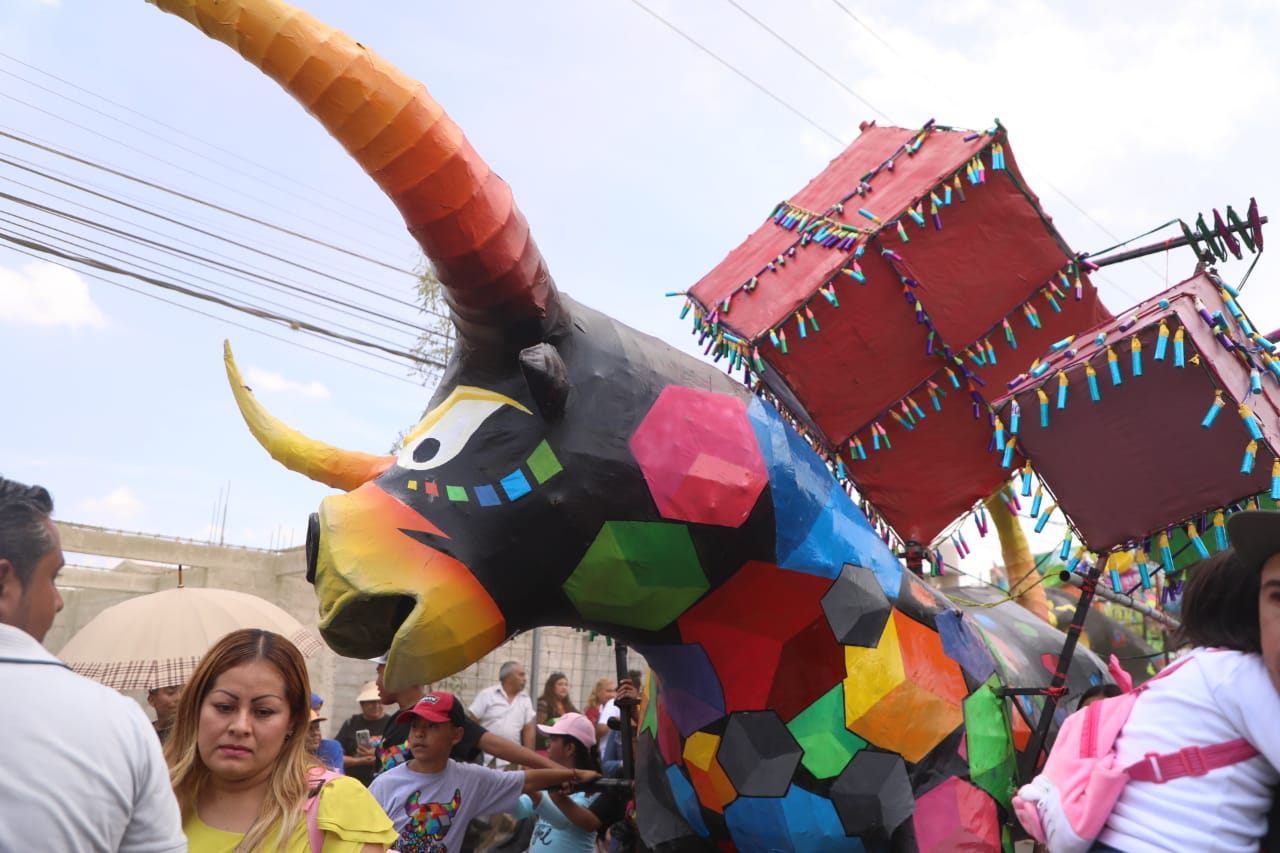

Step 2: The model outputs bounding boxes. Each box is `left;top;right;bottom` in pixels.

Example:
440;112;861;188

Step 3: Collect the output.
50;522;647;736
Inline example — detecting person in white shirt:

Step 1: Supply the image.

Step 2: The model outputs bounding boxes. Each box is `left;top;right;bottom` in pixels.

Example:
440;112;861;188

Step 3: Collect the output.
1088;527;1280;853
468;660;536;768
0;477;185;853
595;669;642;743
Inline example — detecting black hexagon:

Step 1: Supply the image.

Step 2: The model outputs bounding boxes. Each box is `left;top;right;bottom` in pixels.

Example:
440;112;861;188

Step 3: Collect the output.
821;563;892;647
830;749;914;839
717;710;802;797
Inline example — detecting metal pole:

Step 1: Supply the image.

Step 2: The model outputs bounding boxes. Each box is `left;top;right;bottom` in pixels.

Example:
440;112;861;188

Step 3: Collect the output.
1057;570;1180;629
1089;216;1267;268
615;641;636;781
1018;554;1108;782
529;627;542;707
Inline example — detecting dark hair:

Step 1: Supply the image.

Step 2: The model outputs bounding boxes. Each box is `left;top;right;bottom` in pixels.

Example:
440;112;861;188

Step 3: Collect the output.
552;733;602;773
537;672;579;717
0;477;55;586
1077;683;1123;709
1172;549;1261;653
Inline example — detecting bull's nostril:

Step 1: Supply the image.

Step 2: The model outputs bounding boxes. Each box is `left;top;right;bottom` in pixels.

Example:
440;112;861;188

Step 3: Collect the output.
305;513;320;585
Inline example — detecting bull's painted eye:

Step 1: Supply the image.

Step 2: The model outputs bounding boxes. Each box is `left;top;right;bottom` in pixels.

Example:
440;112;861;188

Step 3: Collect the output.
396;387;532;472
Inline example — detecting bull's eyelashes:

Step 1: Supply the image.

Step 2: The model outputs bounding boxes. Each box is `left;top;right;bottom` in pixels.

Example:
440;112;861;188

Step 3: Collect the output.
396;387;533;472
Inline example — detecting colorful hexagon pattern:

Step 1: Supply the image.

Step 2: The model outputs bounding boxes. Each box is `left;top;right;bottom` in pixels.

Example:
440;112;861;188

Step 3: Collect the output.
679;561;841;715
683;731;737;813
830;750;914;841
630;386;768;527
725;786;862;853
786;684;867;779
716;711;802;798
912;777;1000;853
563;521;709;630
842;610;967;763
822;563;893;647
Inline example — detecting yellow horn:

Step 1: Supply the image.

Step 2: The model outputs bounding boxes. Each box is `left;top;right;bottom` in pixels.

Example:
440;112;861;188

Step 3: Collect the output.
224;341;393;491
986;490;1051;623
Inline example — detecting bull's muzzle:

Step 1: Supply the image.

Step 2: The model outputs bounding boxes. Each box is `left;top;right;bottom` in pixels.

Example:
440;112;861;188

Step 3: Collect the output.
309;482;507;688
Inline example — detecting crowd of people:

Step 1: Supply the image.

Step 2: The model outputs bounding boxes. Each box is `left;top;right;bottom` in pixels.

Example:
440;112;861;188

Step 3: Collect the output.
0;475;644;853
8;462;1280;853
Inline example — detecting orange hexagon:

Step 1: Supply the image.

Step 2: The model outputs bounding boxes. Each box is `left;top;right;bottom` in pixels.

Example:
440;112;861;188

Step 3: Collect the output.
683;731;738;813
844;610;967;762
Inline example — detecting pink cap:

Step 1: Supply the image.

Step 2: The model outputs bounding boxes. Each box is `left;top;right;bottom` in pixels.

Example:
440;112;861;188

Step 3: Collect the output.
536;712;596;748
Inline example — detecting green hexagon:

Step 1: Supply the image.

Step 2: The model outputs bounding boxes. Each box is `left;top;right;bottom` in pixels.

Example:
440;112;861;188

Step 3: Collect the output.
963;677;1016;808
786;684;867;779
563;521;709;631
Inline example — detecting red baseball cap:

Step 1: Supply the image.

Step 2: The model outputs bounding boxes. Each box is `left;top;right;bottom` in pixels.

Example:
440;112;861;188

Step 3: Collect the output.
396;692;466;727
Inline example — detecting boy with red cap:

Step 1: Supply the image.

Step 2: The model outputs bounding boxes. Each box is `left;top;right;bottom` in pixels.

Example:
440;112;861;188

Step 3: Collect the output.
369;692;599;853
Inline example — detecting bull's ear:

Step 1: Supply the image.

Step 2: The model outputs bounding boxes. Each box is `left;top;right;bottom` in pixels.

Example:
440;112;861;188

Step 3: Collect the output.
519;343;571;422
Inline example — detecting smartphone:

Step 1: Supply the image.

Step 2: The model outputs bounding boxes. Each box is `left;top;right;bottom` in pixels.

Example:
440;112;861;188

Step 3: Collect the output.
356;729;372;750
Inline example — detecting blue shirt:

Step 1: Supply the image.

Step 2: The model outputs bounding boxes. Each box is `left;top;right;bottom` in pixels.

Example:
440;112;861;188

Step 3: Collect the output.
317;738;345;774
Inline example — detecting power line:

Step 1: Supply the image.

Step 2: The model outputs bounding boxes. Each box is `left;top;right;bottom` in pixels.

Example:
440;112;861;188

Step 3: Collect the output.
0;88;414;275
721;0;894;123
0;52;402;239
624;0;846;145
0;207;418;356
0;229;446;369
0;241;424;386
0;128;425;292
0;185;444;345
0;140;456;341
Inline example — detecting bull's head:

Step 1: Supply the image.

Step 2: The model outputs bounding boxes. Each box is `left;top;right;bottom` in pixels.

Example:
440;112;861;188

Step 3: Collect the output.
176;0;762;688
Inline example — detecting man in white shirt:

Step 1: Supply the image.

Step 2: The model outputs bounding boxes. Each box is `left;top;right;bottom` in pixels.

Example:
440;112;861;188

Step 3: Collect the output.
468;660;535;768
0;477;185;853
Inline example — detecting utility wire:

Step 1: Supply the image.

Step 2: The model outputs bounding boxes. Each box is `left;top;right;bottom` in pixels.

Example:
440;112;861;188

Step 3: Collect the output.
0;90;415;276
2;240;422;386
0;141;456;338
0;208;418;355
624;0;846;145
0;52;401;241
0;229;446;369
0;187;447;344
820;2;1152;302
0;128;425;291
721;0;894;123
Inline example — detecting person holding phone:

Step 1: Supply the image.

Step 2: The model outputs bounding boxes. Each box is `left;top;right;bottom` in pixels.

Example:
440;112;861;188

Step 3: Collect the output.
336;681;391;787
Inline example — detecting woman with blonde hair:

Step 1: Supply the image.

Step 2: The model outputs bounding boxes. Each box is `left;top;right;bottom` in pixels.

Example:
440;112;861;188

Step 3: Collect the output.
165;628;396;852
584;677;615;740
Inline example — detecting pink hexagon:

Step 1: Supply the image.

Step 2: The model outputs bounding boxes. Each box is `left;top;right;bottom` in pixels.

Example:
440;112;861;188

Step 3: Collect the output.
912;777;1000;853
630;386;767;527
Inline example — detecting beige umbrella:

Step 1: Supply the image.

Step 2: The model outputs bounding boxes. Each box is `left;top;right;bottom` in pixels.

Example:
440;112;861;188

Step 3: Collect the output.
57;586;323;690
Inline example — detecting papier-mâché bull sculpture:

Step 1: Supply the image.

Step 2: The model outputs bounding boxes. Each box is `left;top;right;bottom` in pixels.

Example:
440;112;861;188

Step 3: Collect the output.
144;1;1108;849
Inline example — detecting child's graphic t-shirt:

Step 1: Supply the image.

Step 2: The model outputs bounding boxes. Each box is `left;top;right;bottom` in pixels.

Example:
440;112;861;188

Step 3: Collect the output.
368;759;524;853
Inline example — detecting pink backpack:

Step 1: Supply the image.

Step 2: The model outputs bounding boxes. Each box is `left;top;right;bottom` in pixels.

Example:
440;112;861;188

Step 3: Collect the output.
1012;657;1258;853
305;767;343;853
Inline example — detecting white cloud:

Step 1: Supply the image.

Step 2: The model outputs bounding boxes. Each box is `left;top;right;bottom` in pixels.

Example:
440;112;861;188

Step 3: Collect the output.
80;487;143;524
243;366;331;400
0;261;106;330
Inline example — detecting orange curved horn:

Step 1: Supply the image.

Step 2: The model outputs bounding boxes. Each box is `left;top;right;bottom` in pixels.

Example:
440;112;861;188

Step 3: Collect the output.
224;341;393;491
150;0;559;346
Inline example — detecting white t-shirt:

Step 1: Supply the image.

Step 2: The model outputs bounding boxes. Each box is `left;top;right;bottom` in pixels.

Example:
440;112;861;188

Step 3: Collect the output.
1100;648;1280;853
468;684;534;767
368;758;524;853
0;623;185;853
596;698;619;743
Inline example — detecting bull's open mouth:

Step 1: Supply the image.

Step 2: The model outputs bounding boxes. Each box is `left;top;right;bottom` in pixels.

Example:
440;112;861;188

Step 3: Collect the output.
318;591;416;660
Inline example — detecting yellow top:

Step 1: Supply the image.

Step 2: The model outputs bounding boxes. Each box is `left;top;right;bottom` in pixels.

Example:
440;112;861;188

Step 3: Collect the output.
185;776;396;853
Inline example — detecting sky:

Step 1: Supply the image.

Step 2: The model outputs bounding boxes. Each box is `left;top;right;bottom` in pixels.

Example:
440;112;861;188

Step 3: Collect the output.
2;0;1278;578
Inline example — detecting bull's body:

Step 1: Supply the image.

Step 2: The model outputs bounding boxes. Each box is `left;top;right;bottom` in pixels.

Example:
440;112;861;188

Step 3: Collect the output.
145;1;1109;849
